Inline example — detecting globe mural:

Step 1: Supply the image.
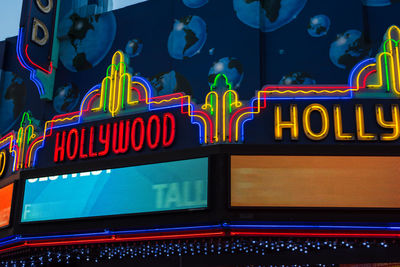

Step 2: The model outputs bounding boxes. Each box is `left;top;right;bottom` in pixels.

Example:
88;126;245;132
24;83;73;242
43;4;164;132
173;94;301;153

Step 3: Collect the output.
329;29;371;69
0;71;27;134
183;0;209;8
125;39;143;58
58;11;117;72
209;48;215;55
360;0;391;6
307;15;330;37
208;57;244;89
279;72;316;85
150;71;192;96
233;0;307;32
53;83;80;114
168;15;207;60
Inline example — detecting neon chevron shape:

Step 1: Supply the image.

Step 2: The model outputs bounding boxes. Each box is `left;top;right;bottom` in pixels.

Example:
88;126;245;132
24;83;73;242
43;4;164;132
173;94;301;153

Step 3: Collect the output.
88;51;213;143
0;112;37;172
24;51;214;168
354;26;400;94
16;28;45;96
12;112;36;171
92;51;131;115
0;133;16;172
228;79;375;143
227;25;400;142
24;45;53;75
3;25;400;171
201;74;242;142
25;85;101;168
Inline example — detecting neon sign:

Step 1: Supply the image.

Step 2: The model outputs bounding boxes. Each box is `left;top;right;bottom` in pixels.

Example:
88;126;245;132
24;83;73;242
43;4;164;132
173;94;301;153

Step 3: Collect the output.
25;0;56;74
270;103;399;141
31;0;54;47
1;25;400;173
17;0;58;99
53;113;176;163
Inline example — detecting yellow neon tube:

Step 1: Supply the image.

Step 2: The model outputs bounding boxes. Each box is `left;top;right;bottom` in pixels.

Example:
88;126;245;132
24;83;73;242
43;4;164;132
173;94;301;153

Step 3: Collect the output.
302;104;329;140
274;104;299;140
355;104;377;141
0;151;6;177
333;105;354;141
222;90;241;141
376;104;400;141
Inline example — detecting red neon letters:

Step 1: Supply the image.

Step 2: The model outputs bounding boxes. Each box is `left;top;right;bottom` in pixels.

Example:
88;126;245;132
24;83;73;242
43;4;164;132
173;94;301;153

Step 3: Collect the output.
98;124;110;157
163;113;175;147
112;121;131;154
147;115;160;150
53;113;176;162
88;126;97;158
66;129;78;161
131;118;145;151
54;131;66;162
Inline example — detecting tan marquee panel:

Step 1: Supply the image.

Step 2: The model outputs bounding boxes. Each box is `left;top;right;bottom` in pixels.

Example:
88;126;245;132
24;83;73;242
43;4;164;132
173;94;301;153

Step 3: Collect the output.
231;156;400;208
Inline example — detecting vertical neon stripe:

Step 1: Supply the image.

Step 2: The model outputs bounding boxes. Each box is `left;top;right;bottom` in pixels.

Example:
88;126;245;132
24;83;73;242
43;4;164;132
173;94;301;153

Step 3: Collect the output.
229;91;232;113
121;75;126;109
103;80;108;112
383;46;391;92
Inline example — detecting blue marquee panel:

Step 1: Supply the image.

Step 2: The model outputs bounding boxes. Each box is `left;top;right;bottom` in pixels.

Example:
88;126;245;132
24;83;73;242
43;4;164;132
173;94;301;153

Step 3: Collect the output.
21;157;208;222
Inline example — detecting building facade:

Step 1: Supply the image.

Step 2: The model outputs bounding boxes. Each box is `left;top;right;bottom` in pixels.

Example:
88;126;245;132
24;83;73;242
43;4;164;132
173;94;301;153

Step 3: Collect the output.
0;0;400;265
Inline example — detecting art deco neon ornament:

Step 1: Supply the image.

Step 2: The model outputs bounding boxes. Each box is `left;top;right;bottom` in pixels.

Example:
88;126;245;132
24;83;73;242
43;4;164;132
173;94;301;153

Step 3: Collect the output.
1;26;400;172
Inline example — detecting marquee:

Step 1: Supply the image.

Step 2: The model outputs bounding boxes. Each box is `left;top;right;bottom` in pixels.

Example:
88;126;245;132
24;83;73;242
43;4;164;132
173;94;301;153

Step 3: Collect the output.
0;26;398;175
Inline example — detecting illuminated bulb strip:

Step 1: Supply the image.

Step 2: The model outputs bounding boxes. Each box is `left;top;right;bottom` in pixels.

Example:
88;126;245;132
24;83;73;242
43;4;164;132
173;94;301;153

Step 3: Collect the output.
1;225;400;255
230;231;400;238
28;232;226;248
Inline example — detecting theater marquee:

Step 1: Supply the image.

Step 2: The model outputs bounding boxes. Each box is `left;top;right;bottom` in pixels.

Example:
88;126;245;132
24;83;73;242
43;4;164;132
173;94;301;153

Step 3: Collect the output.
0;26;399;175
